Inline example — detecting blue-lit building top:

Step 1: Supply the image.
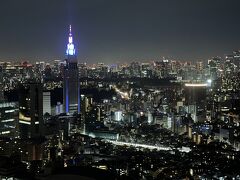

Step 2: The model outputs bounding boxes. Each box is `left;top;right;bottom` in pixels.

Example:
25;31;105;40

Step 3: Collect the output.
66;25;76;56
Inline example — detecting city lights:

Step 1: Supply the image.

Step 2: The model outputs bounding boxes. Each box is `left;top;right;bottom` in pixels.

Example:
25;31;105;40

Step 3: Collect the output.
0;1;240;179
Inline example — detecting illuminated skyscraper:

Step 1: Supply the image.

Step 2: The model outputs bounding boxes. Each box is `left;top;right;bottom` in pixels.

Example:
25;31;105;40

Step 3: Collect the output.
43;91;51;115
63;25;80;114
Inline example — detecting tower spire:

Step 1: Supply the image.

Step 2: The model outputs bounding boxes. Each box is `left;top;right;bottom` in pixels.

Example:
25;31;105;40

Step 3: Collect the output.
69;25;71;33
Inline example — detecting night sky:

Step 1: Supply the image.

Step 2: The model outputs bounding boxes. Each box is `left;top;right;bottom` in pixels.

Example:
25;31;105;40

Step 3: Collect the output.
0;0;240;63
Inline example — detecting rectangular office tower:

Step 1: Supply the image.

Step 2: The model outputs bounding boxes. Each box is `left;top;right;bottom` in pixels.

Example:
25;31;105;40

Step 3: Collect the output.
63;25;80;114
43;91;51;115
19;82;44;138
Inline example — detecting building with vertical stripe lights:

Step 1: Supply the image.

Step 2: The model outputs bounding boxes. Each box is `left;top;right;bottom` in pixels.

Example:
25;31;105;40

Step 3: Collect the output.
63;25;80;114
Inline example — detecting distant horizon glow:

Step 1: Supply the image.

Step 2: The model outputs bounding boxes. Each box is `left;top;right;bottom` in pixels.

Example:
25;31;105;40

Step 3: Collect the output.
1;1;240;63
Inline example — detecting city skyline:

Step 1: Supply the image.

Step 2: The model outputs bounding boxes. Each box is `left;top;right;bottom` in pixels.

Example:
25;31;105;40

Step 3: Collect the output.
1;2;240;177
1;0;240;63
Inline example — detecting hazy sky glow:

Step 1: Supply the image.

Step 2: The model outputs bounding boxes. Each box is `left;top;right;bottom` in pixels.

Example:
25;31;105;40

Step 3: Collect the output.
0;0;240;63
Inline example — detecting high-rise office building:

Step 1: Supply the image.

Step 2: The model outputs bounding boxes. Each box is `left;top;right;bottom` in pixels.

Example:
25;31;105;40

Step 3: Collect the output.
0;102;19;137
63;25;80;114
18;82;44;138
184;83;207;122
43;91;51;115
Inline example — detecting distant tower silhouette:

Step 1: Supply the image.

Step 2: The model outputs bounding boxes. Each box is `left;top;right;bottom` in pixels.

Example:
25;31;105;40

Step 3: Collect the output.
63;25;80;114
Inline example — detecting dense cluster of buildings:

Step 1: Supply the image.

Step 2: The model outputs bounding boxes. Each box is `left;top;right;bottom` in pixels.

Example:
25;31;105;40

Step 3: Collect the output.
0;26;240;179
